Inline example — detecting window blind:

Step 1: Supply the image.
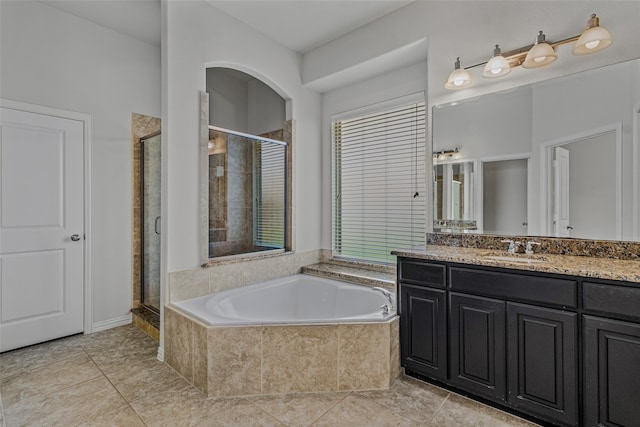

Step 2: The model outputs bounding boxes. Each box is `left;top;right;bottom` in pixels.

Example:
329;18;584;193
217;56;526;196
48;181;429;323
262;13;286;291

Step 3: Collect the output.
332;101;426;264
254;141;285;249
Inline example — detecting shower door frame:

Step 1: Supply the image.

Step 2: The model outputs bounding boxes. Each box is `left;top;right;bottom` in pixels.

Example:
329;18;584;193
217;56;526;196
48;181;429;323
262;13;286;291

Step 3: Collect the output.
139;130;162;314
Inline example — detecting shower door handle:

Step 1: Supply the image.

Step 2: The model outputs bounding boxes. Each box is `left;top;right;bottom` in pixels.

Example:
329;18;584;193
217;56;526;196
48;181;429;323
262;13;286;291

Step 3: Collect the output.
154;216;161;235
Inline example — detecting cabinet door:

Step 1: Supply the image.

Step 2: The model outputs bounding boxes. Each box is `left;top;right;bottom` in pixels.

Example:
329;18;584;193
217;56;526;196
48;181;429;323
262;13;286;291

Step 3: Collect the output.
449;292;506;402
400;284;447;381
507;303;578;426
584;316;640;427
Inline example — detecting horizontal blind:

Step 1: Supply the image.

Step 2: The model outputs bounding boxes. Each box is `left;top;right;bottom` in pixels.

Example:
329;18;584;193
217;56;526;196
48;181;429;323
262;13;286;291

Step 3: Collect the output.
333;101;426;264
254;141;285;248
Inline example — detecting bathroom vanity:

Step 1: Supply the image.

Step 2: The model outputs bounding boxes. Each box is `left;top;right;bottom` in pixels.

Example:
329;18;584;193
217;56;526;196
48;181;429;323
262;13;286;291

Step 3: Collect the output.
394;245;640;427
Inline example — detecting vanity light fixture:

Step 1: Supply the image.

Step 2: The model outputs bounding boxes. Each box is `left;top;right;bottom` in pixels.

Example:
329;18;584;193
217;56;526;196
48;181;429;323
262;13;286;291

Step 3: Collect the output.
433;148;462;162
482;45;511;78
573;13;613;55
445;13;612;90
444;58;472;90
522;31;557;69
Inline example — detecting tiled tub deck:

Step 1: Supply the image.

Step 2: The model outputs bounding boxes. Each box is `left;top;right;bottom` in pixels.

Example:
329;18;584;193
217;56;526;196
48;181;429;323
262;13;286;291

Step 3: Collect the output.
164;306;400;398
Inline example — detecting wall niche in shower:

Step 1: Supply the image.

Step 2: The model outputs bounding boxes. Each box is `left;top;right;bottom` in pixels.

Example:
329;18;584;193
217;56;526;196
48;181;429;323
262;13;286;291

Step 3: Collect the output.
203;67;291;260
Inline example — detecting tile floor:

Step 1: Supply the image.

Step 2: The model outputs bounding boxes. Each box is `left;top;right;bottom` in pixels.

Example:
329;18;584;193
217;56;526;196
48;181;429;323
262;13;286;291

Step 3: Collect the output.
0;325;540;427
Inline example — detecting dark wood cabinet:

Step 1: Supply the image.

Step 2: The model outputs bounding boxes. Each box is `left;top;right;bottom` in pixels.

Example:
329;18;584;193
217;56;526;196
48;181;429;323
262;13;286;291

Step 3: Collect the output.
584;316;640;427
449;292;506;402
399;284;447;381
507;303;578;426
398;257;640;427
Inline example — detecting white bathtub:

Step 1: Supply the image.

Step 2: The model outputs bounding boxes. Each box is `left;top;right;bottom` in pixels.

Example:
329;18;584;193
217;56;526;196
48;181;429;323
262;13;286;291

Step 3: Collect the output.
172;274;396;326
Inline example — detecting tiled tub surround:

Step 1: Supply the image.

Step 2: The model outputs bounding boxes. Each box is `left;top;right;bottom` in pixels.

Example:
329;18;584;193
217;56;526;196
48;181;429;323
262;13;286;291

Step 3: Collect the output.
164;306;400;398
167;250;400;398
169;249;331;303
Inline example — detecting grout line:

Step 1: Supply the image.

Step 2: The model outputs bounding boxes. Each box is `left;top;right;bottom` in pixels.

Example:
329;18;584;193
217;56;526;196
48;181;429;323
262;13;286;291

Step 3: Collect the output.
0;389;5;427
427;392;451;426
308;391;352;427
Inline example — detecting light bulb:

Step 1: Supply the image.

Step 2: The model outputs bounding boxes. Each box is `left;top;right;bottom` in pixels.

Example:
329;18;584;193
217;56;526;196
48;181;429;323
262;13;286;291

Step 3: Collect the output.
585;40;600;50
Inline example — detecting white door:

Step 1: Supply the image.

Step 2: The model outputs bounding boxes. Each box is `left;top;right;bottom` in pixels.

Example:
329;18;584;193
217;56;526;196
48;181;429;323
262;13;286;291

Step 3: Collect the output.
554;147;570;237
0;107;85;352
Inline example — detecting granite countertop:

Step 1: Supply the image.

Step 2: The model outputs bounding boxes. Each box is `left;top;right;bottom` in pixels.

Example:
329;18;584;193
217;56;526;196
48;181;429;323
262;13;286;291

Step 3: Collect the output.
393;245;640;284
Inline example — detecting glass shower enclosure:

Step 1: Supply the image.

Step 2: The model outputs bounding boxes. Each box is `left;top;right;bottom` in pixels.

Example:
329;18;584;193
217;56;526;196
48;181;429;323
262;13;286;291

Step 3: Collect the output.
140;131;161;313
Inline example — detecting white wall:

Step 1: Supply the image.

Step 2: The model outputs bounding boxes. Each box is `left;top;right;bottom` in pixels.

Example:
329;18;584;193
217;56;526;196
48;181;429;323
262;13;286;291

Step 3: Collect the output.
0;1;161;327
163;0;322;274
320;62;427;248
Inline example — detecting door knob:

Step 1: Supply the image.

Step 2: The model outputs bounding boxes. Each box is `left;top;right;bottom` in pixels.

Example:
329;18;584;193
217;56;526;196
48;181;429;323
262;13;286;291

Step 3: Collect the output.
70;234;81;241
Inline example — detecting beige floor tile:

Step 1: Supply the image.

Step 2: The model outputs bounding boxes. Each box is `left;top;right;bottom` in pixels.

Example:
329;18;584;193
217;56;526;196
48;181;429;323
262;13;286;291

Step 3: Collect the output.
89;345;161;383
4;376;130;427
79;325;153;355
0;395;5;427
357;376;450;423
82;405;147;427
1;353;102;408
311;393;415;427
0;336;85;380
113;361;191;403
129;379;210;426
248;392;349;426
429;394;542;427
194;398;286;427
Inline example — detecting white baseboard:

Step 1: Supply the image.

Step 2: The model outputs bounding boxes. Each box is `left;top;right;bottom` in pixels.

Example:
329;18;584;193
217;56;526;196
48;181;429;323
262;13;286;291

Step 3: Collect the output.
92;314;132;333
157;346;165;362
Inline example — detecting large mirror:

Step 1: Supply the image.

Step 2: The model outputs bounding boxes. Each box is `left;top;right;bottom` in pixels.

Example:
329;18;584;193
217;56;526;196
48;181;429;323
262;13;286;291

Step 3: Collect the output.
432;58;640;241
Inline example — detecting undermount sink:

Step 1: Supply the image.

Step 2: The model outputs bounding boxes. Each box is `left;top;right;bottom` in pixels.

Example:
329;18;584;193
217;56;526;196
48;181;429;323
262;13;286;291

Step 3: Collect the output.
483;255;549;264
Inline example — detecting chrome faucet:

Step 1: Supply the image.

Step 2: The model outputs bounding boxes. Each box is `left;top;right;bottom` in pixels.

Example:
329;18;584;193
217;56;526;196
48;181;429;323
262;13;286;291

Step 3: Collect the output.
501;239;522;254
525;241;541;255
372;287;395;312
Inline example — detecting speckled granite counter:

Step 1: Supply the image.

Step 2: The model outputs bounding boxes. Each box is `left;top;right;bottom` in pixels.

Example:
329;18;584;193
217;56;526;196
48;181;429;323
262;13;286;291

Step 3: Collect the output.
301;262;395;290
392;245;640;283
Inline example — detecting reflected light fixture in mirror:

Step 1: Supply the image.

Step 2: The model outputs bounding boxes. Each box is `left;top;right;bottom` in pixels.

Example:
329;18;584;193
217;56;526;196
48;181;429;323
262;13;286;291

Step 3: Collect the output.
433;148;462;162
444;57;472;90
445;13;613;90
482;45;511;78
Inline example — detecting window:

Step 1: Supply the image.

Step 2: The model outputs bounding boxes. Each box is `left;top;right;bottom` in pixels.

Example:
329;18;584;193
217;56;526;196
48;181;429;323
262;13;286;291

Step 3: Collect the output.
332;98;426;264
254;141;286;248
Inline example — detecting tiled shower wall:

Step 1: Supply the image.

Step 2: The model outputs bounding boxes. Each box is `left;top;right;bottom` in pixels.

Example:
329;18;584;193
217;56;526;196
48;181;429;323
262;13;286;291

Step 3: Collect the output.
131;113;161;307
207;124;291;258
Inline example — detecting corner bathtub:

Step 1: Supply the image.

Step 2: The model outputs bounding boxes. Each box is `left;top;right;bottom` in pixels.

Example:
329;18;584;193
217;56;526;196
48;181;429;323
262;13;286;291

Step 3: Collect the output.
165;274;400;397
172;274;395;326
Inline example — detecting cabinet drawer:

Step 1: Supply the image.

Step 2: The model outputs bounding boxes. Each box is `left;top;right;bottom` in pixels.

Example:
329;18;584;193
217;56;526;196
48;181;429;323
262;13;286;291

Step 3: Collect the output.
583;282;640;319
399;260;446;288
449;267;577;308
